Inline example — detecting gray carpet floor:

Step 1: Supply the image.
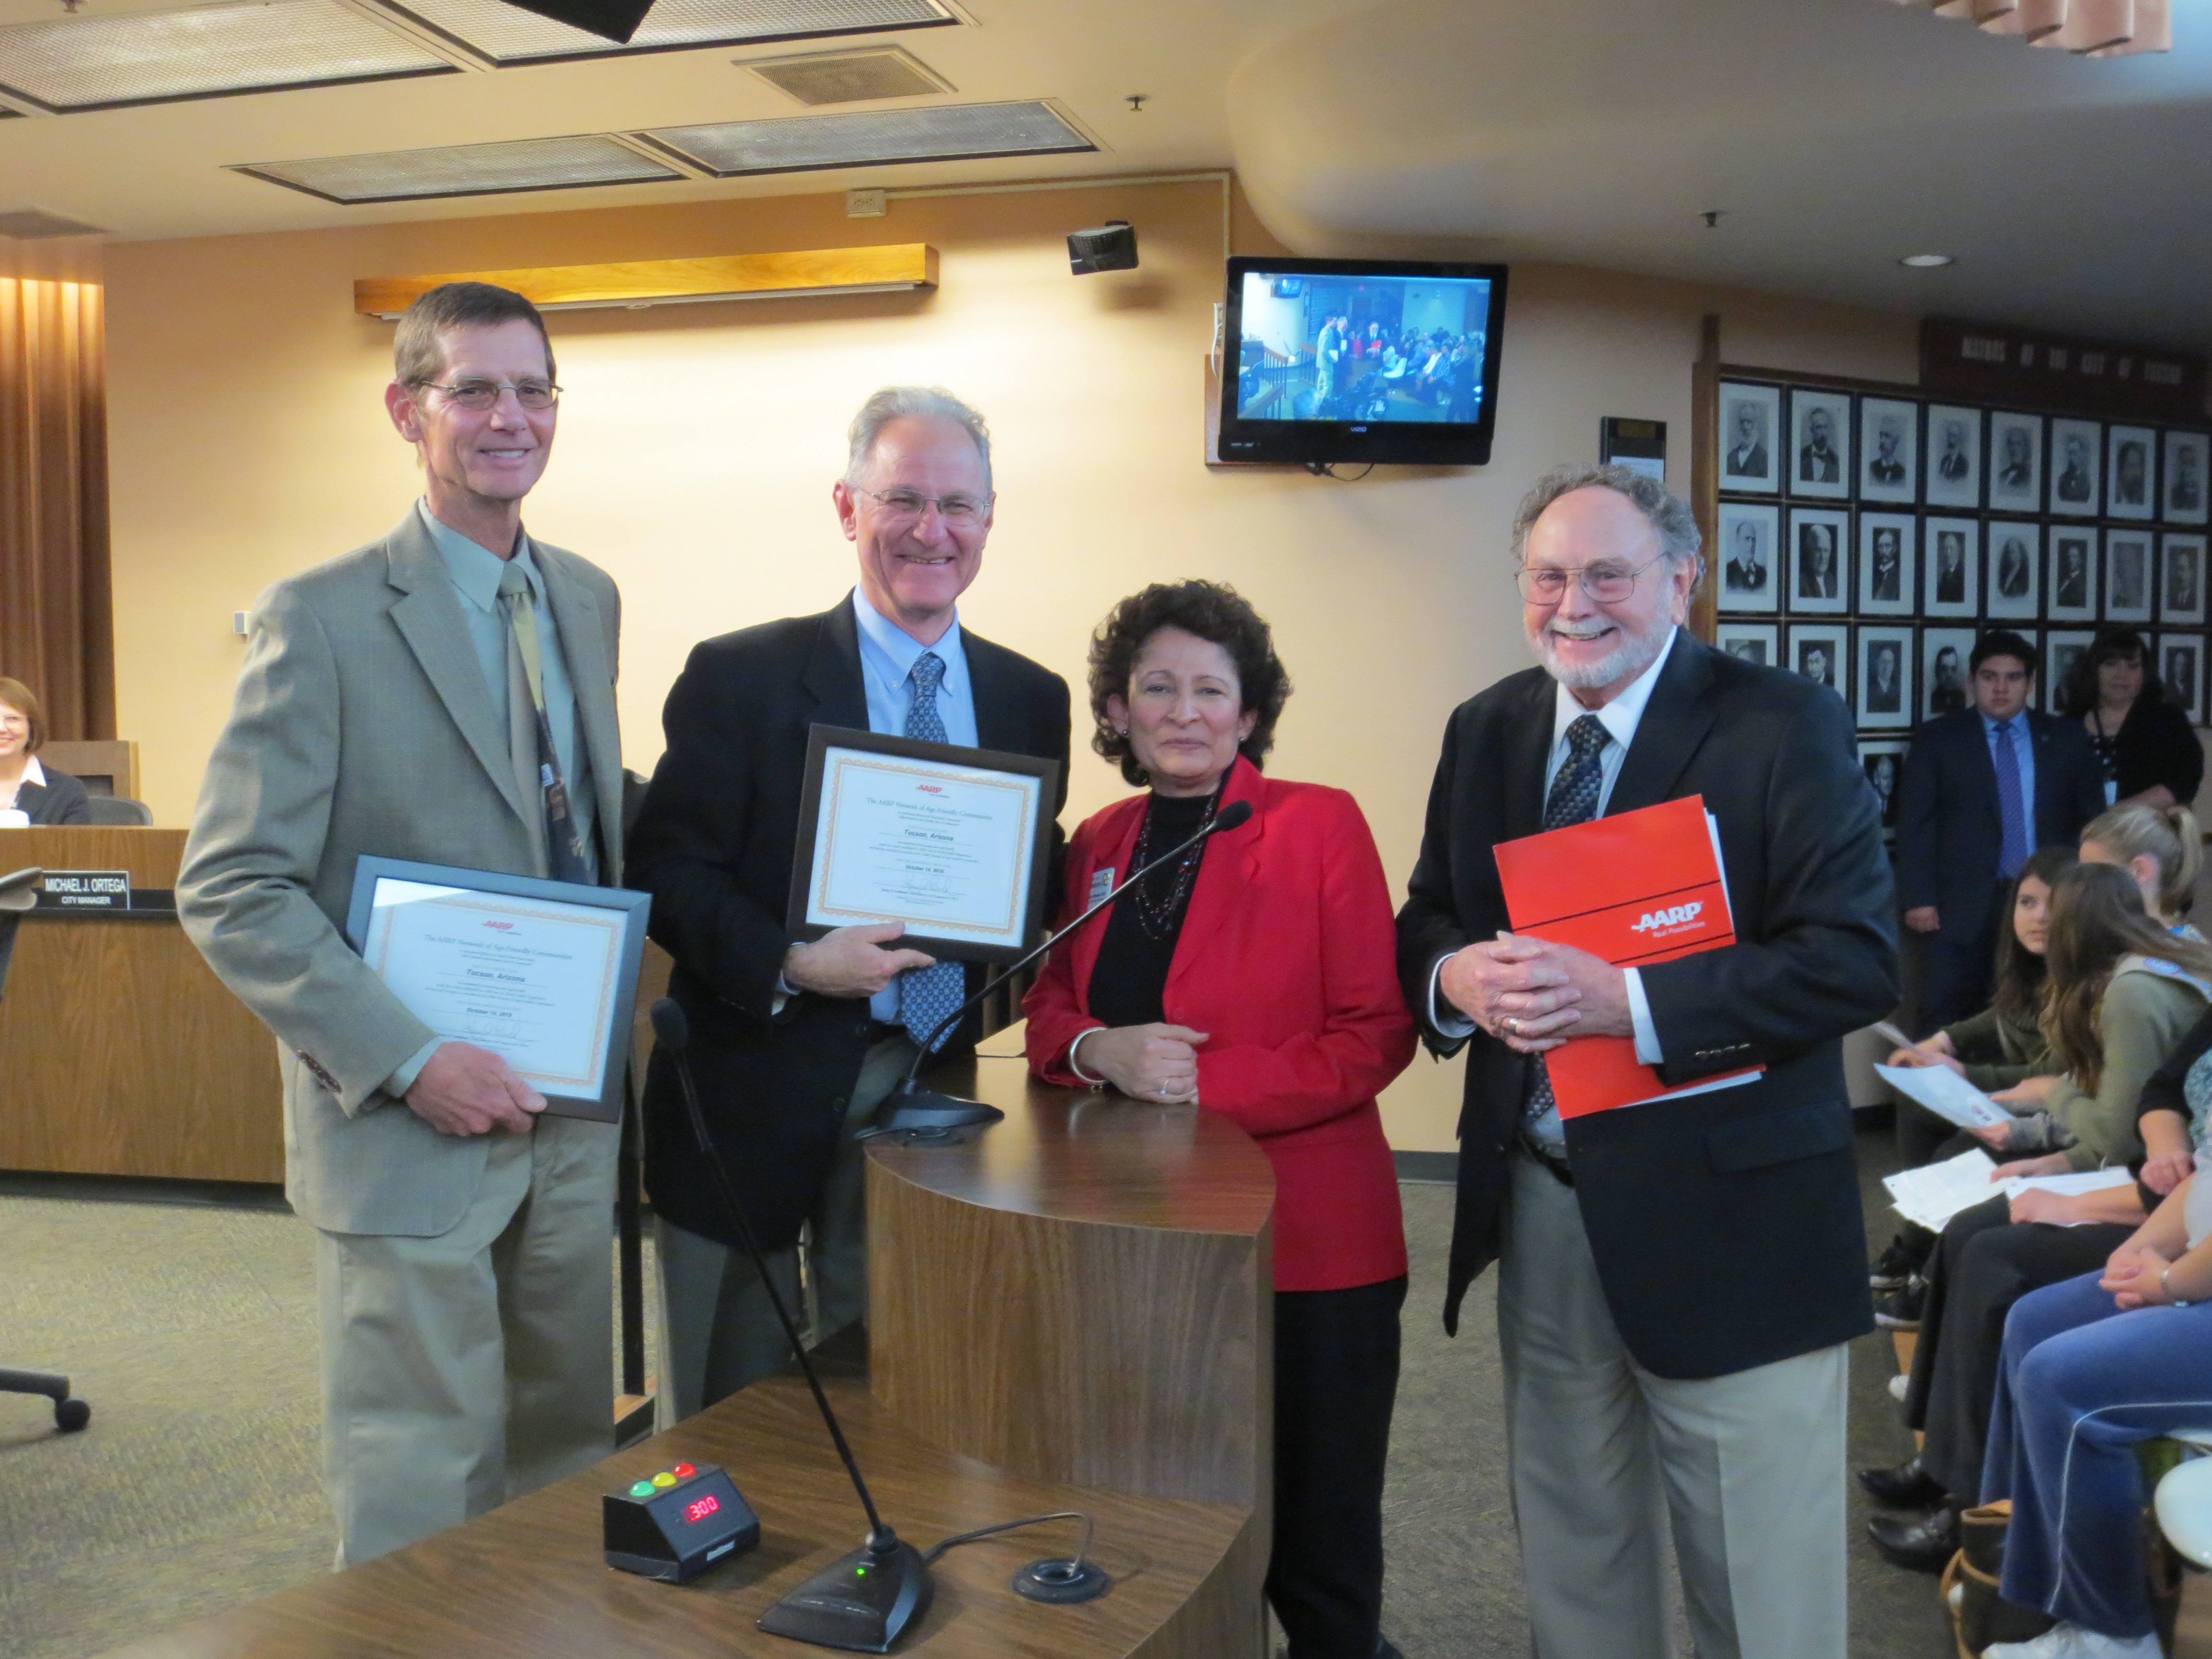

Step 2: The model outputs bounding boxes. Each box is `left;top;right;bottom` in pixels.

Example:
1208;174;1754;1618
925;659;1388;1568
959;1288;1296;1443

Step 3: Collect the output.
0;1120;1952;1658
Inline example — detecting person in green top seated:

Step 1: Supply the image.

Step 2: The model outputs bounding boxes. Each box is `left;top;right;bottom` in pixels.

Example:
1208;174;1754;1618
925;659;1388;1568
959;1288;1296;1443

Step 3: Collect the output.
2076;797;2202;939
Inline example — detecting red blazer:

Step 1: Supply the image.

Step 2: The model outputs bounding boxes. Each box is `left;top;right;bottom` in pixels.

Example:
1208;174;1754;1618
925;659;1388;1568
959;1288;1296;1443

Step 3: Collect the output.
1024;758;1416;1292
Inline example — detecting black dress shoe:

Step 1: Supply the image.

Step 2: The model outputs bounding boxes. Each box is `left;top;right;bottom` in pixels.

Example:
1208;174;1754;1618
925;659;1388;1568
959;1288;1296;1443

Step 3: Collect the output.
1868;1504;1960;1573
1858;1455;1948;1509
1870;1228;1933;1291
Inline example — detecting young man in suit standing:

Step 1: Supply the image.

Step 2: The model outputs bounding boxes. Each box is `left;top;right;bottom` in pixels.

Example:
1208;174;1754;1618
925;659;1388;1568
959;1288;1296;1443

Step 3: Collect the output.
627;387;1070;1421
180;283;627;1565
1397;463;1897;1659
1895;631;2106;1032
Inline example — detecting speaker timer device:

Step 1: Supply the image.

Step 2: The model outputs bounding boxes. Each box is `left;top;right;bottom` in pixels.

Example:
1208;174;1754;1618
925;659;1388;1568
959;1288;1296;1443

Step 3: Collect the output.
603;1461;760;1583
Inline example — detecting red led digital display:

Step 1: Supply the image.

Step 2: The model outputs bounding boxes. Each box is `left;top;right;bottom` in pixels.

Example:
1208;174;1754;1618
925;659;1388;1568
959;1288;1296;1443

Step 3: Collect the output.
683;1493;721;1526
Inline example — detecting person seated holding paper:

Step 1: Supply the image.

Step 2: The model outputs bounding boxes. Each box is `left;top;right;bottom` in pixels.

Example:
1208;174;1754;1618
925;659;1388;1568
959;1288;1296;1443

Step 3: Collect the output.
1862;863;2212;1573
1023;579;1415;1659
0;676;90;827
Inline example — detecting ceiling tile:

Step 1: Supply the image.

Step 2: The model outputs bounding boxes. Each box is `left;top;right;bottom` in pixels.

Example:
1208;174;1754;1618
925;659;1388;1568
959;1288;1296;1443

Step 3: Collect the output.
230;133;684;204
385;0;955;65
642;99;1094;176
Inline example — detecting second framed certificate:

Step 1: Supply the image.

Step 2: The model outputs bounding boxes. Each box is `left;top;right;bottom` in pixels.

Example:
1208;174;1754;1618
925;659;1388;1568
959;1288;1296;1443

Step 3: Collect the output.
788;726;1059;964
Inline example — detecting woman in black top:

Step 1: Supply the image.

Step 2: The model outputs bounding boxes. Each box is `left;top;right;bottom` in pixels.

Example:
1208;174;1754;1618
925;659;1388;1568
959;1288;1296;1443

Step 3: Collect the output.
2067;629;2203;809
0;675;90;826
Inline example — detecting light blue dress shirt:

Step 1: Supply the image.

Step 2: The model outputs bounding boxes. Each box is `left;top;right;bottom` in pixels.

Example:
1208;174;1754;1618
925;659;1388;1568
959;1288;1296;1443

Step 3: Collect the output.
1979;708;2036;870
851;588;978;1021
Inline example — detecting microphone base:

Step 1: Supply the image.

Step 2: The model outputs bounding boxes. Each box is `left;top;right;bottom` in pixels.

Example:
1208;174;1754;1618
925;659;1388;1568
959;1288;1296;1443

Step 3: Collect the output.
757;1539;933;1653
869;1088;1005;1139
1012;1556;1112;1604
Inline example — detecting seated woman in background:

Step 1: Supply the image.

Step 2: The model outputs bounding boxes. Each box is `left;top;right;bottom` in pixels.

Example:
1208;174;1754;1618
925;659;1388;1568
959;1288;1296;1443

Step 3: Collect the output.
2068;627;2204;811
1024;580;1415;1659
0;676;89;826
1862;863;2212;1572
1874;848;2072;1290
2079;798;2201;938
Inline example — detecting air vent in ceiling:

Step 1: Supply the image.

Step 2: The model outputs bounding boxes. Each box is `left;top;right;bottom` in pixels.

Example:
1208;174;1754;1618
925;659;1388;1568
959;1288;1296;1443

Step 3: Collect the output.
0;0;455;113
383;0;956;65
230;134;684;205
743;45;950;105
641;100;1094;178
0;207;108;240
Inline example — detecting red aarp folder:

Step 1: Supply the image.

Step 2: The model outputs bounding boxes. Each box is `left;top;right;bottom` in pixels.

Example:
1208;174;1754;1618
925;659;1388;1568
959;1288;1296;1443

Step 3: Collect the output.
1492;794;1762;1118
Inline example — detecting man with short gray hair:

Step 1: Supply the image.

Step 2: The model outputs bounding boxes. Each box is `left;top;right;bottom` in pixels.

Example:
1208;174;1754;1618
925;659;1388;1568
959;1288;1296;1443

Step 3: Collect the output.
627;385;1069;1420
1396;463;1897;1659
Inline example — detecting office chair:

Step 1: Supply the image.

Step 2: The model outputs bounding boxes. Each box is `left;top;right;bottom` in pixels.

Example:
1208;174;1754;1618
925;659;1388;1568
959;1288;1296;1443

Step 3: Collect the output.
0;866;91;1432
84;796;153;826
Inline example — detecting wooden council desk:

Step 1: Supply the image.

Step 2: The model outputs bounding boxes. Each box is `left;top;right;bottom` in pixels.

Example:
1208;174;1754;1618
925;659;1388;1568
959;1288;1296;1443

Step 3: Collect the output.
0;828;283;1183
96;1041;1278;1659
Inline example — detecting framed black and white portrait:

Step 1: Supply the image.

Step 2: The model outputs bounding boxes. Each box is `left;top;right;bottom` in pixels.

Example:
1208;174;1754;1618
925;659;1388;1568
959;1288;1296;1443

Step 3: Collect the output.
1924;405;1983;510
2048;417;2102;517
1788;388;1852;500
1860;738;1907;840
2161;533;2207;625
1859;397;1919;505
1716;621;1779;668
1788;624;1849;706
2045;630;2096;715
2158;635;2204;724
1718;383;1782;494
2106;424;2157;522
1921;627;1977;721
2164;431;2209;527
1923;517;1980;618
1786;507;1851;613
2047;530;2098;623
2105;530;2155;624
1858;512;1916;615
1985;522;2042;621
1987;413;2044;513
1856;626;1914;729
1717;502;1780;614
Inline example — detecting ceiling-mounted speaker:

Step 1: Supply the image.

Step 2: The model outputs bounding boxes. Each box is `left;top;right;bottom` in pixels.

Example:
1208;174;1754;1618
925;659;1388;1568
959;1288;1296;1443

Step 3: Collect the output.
494;0;656;44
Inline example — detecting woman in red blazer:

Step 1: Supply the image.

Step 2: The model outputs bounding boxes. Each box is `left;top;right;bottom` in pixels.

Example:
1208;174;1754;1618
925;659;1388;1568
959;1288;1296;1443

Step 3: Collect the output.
1024;580;1415;1659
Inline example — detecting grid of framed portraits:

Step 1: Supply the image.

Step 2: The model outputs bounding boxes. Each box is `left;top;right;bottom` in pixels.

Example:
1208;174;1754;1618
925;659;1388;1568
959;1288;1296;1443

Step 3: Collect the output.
1716;376;2211;840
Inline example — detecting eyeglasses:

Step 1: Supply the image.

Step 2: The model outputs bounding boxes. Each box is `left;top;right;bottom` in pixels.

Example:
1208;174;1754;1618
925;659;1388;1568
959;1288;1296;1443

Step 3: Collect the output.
414;379;561;412
1515;557;1664;605
855;487;993;527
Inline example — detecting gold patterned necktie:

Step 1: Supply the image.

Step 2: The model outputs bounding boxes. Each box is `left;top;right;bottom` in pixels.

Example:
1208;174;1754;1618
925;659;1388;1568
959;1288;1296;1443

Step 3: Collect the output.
497;560;592;885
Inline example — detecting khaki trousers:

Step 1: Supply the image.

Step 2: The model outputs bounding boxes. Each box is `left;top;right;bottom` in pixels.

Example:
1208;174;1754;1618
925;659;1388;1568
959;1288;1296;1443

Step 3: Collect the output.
314;1110;617;1567
1498;1151;1849;1659
655;1034;914;1425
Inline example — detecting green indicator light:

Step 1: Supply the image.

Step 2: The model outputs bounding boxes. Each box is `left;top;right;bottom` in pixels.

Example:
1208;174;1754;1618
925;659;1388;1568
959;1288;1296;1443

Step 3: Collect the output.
629;1481;654;1498
856;1567;868;1576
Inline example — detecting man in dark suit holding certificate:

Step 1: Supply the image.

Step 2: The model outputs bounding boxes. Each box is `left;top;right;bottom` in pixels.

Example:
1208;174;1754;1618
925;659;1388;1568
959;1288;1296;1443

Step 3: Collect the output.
1396;463;1897;1659
627;386;1069;1422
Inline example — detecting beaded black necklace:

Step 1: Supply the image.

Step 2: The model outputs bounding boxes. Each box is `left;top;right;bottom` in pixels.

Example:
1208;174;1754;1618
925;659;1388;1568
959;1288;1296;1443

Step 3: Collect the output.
1125;787;1221;940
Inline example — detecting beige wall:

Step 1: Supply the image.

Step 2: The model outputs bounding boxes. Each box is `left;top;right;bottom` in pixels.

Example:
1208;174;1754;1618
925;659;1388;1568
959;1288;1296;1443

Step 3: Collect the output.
102;180;1917;1152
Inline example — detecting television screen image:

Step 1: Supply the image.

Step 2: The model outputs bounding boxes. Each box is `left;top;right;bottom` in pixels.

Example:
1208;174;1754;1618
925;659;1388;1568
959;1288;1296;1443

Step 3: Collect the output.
1218;256;1507;467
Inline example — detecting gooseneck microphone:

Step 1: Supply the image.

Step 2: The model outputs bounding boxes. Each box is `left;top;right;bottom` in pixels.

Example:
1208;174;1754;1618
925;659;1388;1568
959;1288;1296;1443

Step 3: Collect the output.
649;998;931;1652
870;797;1254;1136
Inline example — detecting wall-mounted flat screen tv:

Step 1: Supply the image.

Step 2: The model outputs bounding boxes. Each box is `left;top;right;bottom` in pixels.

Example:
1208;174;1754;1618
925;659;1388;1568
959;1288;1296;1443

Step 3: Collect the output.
1218;256;1508;468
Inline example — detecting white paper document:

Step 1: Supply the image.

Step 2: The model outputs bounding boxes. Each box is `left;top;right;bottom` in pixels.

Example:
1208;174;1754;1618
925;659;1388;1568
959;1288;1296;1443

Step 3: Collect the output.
1875;1062;2012;1130
1883;1146;2136;1232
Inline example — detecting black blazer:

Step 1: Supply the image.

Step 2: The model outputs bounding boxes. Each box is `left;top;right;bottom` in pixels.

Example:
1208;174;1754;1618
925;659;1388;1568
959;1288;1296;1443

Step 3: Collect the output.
2095;696;2204;805
627;597;1070;1250
1395;636;1898;1380
14;768;90;825
1893;707;2105;941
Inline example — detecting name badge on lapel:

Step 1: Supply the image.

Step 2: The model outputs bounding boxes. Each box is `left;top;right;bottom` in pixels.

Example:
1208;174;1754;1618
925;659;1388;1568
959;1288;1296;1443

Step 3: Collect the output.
1088;867;1116;908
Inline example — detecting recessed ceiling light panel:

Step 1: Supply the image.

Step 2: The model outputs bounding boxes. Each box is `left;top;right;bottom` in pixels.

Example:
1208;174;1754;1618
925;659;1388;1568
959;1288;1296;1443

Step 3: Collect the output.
642;100;1094;177
385;0;956;65
0;0;454;113
1899;252;1957;267
231;133;683;204
744;45;951;105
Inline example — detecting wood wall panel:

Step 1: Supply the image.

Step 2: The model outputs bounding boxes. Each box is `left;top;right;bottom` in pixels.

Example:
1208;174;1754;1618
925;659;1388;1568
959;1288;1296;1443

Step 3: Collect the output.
0;828;281;1182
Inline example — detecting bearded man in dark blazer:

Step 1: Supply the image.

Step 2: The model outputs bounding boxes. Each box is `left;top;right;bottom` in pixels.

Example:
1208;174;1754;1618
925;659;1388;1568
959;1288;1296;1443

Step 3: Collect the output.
627;387;1070;1422
1396;463;1897;1659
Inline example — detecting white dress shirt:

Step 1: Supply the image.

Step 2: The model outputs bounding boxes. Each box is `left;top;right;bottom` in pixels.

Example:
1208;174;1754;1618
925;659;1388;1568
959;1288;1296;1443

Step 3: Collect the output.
0;754;46;825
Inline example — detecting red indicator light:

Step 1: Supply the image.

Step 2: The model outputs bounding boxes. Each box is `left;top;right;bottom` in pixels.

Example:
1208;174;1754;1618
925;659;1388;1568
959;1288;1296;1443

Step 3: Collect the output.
672;1462;696;1479
683;1493;721;1525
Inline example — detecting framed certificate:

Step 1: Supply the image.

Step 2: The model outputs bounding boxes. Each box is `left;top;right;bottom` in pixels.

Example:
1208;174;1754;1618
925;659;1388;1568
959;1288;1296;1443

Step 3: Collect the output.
344;857;652;1122
788;725;1059;964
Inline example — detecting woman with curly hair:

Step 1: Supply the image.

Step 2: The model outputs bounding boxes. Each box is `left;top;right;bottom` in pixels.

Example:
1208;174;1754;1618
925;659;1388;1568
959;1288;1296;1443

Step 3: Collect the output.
1024;578;1415;1659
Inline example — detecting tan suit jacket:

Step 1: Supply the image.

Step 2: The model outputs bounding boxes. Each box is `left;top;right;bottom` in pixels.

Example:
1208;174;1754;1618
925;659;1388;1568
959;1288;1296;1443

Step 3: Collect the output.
180;509;623;1237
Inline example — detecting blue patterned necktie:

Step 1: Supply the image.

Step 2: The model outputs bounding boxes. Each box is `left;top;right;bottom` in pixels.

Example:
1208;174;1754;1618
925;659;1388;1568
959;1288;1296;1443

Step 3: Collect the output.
1992;718;2030;880
900;652;966;1052
1526;714;1612;1135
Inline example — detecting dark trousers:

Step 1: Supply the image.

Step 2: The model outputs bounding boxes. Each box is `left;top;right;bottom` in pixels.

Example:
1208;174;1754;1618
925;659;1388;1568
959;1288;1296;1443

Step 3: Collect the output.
1917;903;2002;1032
1903;1196;2133;1501
1897;1112;1978;1173
1268;1274;1407;1659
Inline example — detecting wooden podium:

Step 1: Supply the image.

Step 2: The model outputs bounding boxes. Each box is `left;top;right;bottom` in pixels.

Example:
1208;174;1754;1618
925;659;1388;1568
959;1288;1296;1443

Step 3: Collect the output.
96;1037;1277;1659
0;829;282;1183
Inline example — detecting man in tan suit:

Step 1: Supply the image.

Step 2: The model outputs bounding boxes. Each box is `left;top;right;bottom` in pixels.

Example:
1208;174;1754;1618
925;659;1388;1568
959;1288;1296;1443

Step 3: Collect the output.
179;282;625;1565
